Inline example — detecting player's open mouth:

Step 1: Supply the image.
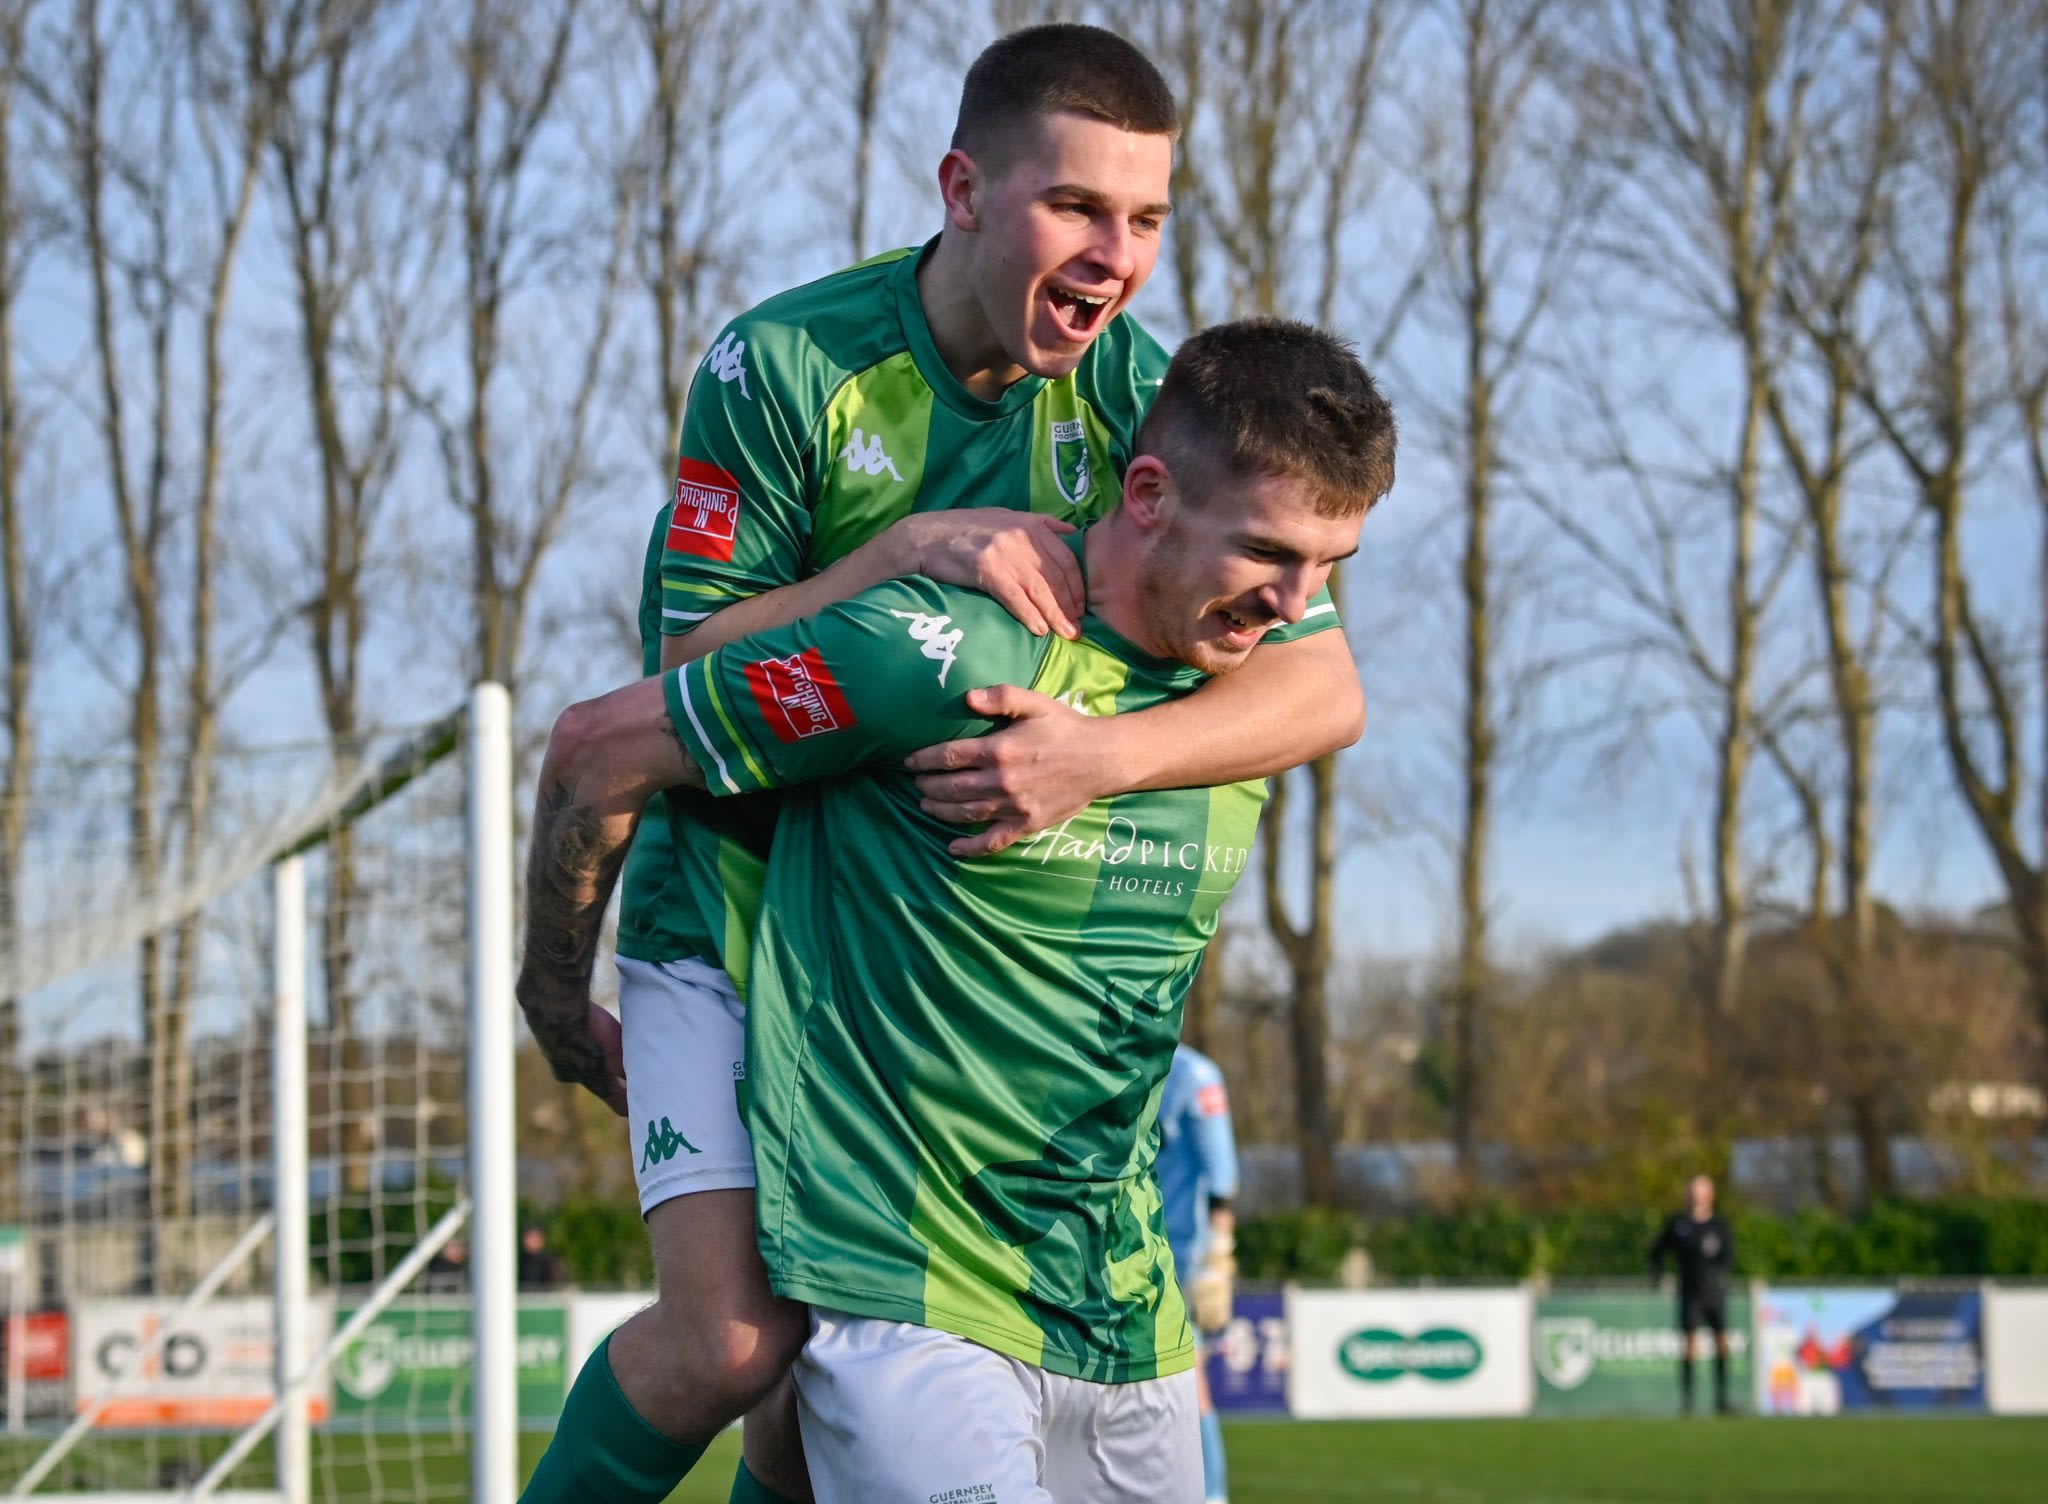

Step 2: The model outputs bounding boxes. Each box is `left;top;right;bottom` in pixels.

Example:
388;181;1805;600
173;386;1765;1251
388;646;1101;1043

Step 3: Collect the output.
1215;607;1269;650
1047;285;1112;340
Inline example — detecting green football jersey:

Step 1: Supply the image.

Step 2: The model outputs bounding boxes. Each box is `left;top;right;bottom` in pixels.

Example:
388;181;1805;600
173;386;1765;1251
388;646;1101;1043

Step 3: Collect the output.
664;535;1329;1383
617;242;1340;978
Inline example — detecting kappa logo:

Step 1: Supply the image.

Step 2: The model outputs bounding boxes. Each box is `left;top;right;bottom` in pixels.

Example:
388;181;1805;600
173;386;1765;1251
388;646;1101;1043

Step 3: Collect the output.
1049;689;1098;716
668;458;741;561
839;427;905;481
745;648;856;742
640;1116;700;1171
704;331;751;399
1050;417;1091;508
888;609;963;686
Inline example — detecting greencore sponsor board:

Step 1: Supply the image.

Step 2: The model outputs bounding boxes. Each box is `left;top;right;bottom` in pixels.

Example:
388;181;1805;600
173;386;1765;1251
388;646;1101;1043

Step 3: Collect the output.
1533;1292;1753;1415
330;1300;567;1427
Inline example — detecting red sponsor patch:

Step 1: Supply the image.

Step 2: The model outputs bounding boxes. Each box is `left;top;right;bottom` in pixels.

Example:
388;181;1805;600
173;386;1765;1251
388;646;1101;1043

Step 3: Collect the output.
667;457;741;561
745;649;856;743
1196;1081;1230;1117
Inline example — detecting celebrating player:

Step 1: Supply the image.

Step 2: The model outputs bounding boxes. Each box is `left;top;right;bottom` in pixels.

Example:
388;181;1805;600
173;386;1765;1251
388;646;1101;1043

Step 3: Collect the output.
1159;1043;1243;1504
522;318;1395;1501
519;25;1365;1504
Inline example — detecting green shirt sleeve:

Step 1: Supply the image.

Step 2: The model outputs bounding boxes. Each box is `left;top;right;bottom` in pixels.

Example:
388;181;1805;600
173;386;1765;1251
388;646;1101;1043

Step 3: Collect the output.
665;578;1046;795
656;319;819;636
1263;583;1342;645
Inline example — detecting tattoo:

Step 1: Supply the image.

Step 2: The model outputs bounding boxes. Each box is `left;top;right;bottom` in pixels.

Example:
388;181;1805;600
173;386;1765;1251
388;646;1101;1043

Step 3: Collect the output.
515;776;633;1093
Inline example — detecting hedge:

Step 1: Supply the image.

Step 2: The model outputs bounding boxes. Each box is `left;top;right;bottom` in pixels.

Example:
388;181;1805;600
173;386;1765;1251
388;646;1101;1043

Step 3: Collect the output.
1231;1198;2048;1283
411;1195;2048;1289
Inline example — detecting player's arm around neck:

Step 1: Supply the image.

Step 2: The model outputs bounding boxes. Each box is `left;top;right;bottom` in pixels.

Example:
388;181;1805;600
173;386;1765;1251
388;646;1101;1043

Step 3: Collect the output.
516;675;707;1113
912;628;1364;857
659;510;1086;671
1104;627;1364;786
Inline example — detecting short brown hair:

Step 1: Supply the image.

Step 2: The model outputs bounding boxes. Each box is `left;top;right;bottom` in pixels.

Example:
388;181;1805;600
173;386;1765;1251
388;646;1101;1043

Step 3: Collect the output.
952;25;1180;168
1137;319;1398;517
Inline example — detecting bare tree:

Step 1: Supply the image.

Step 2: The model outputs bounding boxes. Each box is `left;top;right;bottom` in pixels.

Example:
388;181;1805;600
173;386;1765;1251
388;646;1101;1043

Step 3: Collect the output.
1759;0;1913;1199
0;0;39;1230
412;0;617;689
1407;0;1596;1179
1142;0;1409;1204
612;0;766;468
845;0;897;262
1846;0;2048;1082
267;0;427;1200
52;0;193;1255
1543;3;1829;1132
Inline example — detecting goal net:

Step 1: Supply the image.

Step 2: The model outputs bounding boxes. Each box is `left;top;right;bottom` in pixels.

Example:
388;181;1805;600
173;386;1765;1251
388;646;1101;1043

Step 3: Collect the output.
0;687;520;1503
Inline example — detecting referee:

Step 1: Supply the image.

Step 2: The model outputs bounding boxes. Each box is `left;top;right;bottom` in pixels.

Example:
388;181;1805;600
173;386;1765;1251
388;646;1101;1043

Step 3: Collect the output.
1648;1174;1737;1415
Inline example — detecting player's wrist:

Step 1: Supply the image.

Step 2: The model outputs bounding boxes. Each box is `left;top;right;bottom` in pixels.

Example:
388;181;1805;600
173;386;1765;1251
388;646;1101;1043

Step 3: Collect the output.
878;514;933;579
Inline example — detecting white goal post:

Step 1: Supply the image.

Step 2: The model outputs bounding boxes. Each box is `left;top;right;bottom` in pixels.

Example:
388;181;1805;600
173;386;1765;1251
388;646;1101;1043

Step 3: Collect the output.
2;684;518;1504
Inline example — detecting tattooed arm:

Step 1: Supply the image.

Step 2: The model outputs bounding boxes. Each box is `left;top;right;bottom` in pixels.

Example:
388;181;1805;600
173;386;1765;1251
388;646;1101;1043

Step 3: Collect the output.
516;676;705;1115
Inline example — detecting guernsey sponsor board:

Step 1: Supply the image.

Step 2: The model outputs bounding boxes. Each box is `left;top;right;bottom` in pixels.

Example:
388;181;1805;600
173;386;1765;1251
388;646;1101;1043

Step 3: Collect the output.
1289;1289;1531;1418
331;1299;567;1426
1533;1292;1753;1415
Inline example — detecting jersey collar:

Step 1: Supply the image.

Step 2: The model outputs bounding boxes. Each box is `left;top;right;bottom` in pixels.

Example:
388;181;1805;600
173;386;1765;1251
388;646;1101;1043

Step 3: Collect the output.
897;240;1048;421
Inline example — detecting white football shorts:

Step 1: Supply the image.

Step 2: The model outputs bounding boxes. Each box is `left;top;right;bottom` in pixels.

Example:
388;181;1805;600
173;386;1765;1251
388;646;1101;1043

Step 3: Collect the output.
616;955;753;1212
792;1307;1202;1504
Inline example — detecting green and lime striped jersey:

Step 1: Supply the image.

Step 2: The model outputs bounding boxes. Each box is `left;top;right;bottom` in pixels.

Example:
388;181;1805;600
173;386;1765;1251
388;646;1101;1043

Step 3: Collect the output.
617;242;1338;980
664;534;1323;1382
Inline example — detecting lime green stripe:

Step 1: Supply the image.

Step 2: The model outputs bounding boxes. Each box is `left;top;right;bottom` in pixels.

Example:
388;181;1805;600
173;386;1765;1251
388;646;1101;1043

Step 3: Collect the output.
661;579;745;604
700;667;772;789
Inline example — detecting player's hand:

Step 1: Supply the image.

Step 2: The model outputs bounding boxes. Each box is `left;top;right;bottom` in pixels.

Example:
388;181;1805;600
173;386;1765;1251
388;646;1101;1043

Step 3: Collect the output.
525;998;629;1117
897;510;1084;640
906;684;1116;857
1188;1232;1236;1336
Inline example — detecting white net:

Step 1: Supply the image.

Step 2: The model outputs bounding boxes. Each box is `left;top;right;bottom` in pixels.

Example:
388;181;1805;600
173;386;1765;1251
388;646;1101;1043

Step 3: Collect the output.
0;706;505;1500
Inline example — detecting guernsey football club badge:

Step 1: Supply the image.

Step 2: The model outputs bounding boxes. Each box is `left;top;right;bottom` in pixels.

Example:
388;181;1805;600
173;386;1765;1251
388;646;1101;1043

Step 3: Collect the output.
1051;418;1091;509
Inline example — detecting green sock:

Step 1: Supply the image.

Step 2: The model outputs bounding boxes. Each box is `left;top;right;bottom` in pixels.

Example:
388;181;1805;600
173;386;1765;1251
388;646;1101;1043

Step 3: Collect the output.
728;1458;803;1504
519;1333;709;1503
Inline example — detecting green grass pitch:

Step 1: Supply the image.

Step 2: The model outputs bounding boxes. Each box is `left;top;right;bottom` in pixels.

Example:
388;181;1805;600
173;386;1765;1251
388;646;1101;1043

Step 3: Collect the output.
620;1416;2047;1502
8;1417;2044;1501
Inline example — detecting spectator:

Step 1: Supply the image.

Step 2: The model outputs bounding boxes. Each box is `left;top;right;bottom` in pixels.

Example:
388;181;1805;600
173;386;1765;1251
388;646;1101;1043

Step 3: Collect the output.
519;1224;569;1290
422;1236;469;1295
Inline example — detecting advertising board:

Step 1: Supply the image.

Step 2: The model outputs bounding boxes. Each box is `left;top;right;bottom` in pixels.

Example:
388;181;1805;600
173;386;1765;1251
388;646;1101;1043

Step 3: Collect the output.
1755;1286;1983;1414
1;1309;69;1423
72;1296;332;1427
1982;1286;2048;1415
1533;1291;1753;1416
330;1299;568;1427
1288;1288;1532;1419
1204;1290;1289;1412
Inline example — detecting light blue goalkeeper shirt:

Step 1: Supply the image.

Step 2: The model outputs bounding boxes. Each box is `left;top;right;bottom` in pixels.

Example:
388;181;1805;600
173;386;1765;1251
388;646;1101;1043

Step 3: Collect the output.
1157;1044;1240;1278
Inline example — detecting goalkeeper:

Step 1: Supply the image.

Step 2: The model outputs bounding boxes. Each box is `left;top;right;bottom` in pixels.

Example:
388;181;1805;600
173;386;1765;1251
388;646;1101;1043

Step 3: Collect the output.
1158;1043;1242;1504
